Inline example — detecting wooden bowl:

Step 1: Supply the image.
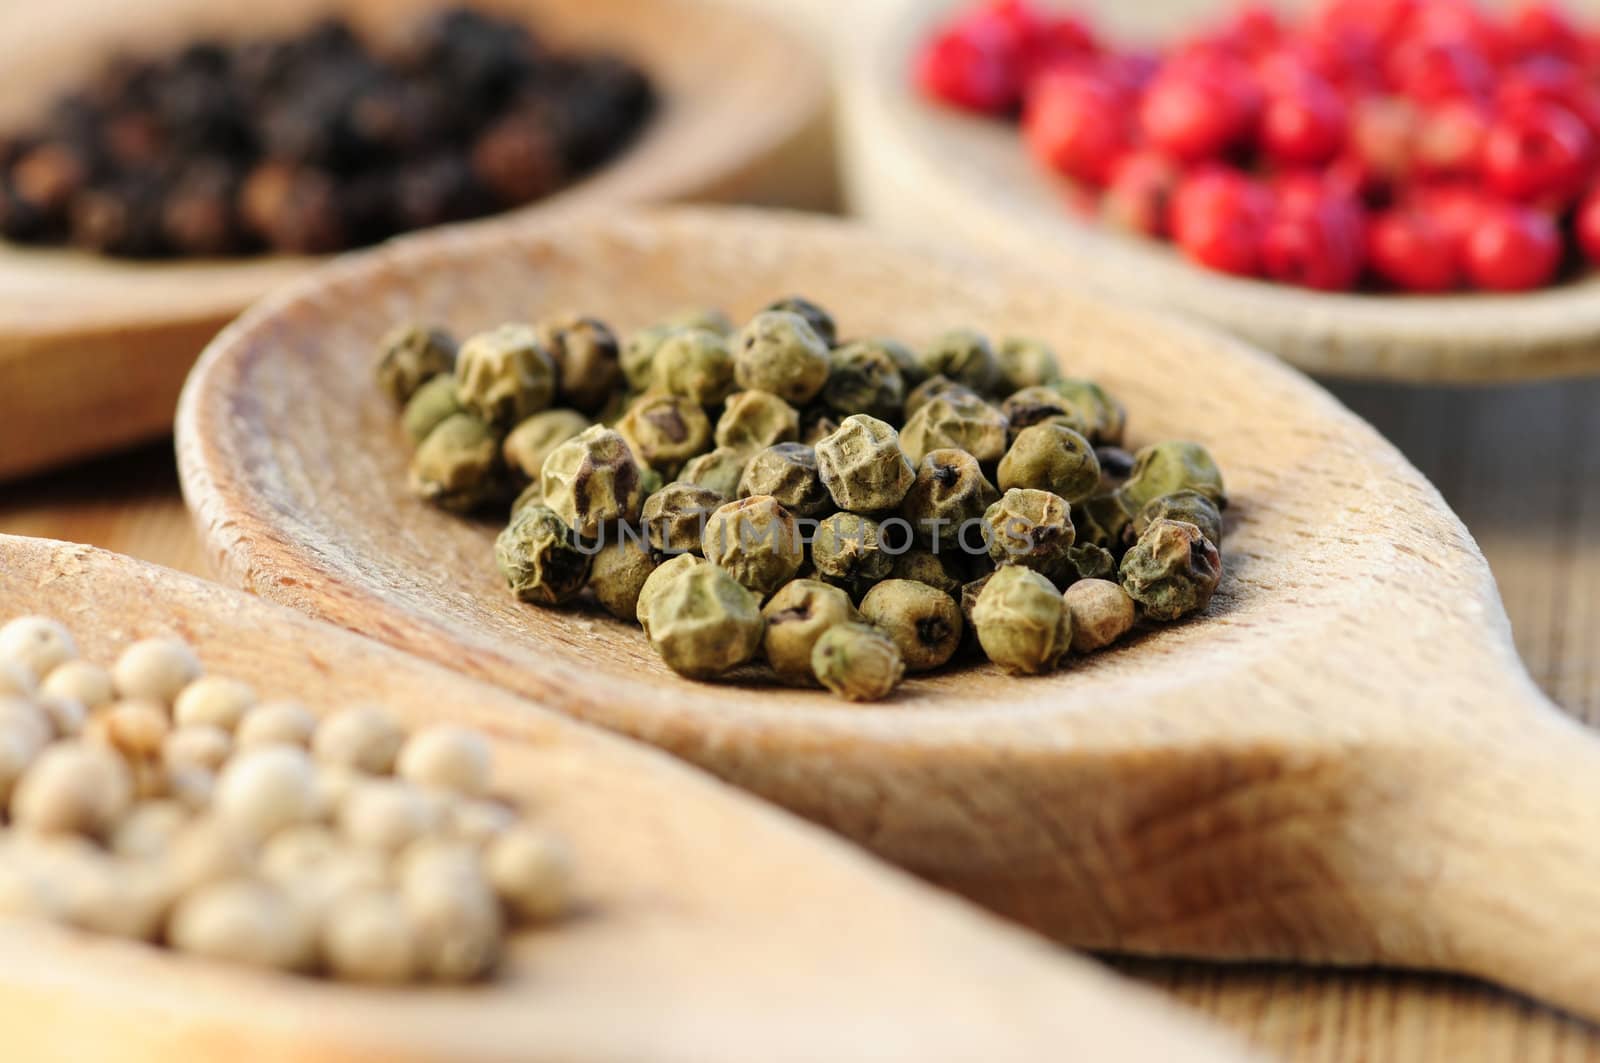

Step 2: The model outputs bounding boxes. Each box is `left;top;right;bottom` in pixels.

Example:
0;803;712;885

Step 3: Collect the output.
0;532;1259;1063
177;206;1600;1023
837;0;1600;383
0;0;832;482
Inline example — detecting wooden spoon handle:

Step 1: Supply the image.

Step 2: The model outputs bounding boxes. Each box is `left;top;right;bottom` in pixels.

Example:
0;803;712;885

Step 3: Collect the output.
1411;697;1600;1022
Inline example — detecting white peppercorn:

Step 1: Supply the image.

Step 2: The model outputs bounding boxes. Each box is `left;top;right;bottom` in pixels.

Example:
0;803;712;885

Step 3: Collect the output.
173;676;256;730
0;617;77;679
323;889;422;984
235;700;318;750
168;877;314;972
397;726;493;797
214;746;319;839
10;742;132;838
112;638;202;704
313;705;405;775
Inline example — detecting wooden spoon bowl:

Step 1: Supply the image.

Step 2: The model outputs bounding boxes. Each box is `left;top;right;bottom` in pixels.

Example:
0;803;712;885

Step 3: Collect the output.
0;532;1259;1063
0;0;831;481
178;206;1600;1021
838;0;1600;383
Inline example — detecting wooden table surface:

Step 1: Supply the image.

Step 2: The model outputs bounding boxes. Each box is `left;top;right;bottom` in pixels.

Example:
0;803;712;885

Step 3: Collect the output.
3;375;1596;1061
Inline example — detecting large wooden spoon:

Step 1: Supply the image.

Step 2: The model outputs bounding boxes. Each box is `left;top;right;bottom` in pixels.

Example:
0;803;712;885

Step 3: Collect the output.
178;206;1600;1021
836;0;1600;383
0;532;1257;1063
0;0;831;481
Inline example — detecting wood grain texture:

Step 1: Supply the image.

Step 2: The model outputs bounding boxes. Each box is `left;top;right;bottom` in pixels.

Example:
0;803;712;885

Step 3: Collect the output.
5;418;1599;1063
0;0;834;482
172;205;1600;1020
836;0;1600;384
0;531;1262;1063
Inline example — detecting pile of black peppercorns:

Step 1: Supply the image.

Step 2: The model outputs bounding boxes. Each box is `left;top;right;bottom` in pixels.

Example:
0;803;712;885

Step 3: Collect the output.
0;10;655;259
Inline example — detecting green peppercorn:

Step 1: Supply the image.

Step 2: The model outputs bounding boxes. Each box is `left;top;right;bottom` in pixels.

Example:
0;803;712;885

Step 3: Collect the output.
1120;518;1222;622
636;554;707;634
509;480;545;520
621;325;676;392
540;425;644;538
1073;493;1134;554
502;409;591;483
1064;579;1136;654
890;549;965;598
714;390;799;455
734;311;830;405
661;307;734;337
799;406;842;447
996;337;1062;393
701;496;804;599
903;375;975;420
859;337;925;389
409;414;503;513
763;296;837;347
402;375;465;446
376;324;456;406
534;316;622;415
761;579;860;686
456;325;557;428
1133;490;1224;550
647;565;764;679
1049;379;1127;446
616;394;712;474
638;466;665;497
1067;542;1117;581
918;328;1002;396
589;539;658;622
679;446;748;500
738;443;832;517
984;489;1076;579
899;448;998;550
651;328;737;406
810;623;904;702
494;505;592;606
812;513;894;599
959;573;994;630
1000;386;1090;443
822;342;906;422
1119;442;1227;514
859;580;962;673
899;392;1010;467
814;415;917;515
641;482;724;556
1095;445;1136;494
971;566;1071;676
997;424;1101;503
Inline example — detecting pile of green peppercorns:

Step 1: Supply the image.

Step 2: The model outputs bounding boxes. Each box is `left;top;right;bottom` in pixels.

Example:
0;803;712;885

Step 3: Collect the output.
376;297;1227;702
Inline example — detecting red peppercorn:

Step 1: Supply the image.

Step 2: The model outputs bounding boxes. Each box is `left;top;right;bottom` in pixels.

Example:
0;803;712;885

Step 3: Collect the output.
1577;186;1600;264
916;20;1022;115
1464;204;1563;291
1101;151;1181;237
1386;34;1494;104
1414;99;1489;178
1480;101;1595;206
1351;95;1420;186
1139;60;1261;164
1510;3;1588;66
1023;71;1130;185
1261;182;1365;290
1171;169;1272;276
1261;72;1349;166
1368;209;1462;292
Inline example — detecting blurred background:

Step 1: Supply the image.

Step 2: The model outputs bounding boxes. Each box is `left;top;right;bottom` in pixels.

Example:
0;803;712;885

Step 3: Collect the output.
1;0;1596;1059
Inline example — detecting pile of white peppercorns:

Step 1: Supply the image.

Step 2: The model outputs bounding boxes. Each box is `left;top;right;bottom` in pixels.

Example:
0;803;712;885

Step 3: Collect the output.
0;616;572;983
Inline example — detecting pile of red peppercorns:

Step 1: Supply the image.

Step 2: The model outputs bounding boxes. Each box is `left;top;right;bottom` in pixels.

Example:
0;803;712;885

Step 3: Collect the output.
917;0;1600;294
0;10;654;259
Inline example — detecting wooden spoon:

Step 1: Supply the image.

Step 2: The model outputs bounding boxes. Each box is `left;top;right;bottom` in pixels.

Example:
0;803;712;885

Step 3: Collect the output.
177;206;1600;1021
0;0;832;482
836;0;1600;384
0;532;1258;1063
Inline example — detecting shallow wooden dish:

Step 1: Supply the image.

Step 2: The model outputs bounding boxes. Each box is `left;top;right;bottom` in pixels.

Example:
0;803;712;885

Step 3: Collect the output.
0;532;1259;1063
179;206;1600;1022
837;0;1600;383
0;0;832;482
